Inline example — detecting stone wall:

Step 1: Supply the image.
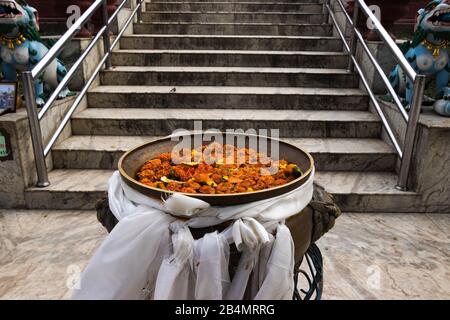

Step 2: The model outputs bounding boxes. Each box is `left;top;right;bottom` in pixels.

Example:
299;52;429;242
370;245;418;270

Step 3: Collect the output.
0;112;33;208
0;96;84;208
373;101;450;212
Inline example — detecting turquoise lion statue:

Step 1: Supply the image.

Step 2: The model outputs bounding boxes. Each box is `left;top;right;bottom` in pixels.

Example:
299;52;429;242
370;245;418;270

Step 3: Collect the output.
390;0;450;117
0;0;71;106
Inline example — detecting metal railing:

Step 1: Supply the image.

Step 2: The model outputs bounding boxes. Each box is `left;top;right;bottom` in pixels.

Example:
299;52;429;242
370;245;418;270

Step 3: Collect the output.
23;0;423;192
23;0;144;187
326;0;426;191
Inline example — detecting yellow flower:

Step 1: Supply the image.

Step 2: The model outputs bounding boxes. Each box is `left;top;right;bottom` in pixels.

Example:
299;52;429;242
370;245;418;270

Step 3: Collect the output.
206;180;218;187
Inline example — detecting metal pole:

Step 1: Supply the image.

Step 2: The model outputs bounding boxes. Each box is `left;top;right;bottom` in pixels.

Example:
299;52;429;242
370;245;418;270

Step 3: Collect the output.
32;0;104;79
323;0;330;24
137;0;143;23
347;1;359;71
21;71;50;187
334;0;408;122
327;4;403;157
111;0;147;50
396;74;426;191
44;52;111;156
357;0;416;80
101;0;112;70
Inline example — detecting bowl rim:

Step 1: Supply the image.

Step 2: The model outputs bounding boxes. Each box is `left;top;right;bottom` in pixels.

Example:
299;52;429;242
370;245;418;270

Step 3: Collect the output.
118;132;315;199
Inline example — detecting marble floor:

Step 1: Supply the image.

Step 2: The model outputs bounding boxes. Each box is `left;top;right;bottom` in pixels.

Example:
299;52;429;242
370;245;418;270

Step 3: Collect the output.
0;210;449;300
318;213;450;299
0;210;106;299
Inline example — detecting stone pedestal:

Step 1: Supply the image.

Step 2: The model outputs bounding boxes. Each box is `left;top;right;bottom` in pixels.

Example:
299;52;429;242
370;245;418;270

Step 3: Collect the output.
0;97;78;208
376;99;450;212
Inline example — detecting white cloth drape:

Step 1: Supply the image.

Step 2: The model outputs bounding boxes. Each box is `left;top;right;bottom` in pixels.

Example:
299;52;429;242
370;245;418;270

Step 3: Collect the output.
72;169;314;300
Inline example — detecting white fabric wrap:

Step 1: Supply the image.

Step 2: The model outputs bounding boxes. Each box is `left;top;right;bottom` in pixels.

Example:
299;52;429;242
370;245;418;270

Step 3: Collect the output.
72;169;314;300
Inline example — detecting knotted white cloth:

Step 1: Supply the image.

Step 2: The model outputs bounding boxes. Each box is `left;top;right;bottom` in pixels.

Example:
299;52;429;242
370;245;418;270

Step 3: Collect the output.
72;169;314;300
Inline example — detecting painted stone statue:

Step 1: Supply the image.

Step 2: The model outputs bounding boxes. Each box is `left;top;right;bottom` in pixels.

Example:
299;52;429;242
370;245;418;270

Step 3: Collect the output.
390;0;450;117
0;0;71;106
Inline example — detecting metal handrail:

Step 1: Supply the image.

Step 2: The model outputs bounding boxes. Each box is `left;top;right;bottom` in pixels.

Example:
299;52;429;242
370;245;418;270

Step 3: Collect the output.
37;25;107;120
356;1;417;81
326;5;403;157
22;0;145;187
326;0;426;191
31;0;104;80
44;0;145;157
333;0;408;122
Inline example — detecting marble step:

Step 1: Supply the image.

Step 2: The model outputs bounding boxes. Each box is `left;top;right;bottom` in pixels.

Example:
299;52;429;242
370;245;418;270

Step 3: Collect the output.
314;171;420;213
25;169;112;210
71;108;381;138
133;22;332;36
110;50;348;68
52;136;396;172
100;66;359;88
87;86;368;110
142;12;325;24
25;169;420;212
119;35;342;51
145;2;324;13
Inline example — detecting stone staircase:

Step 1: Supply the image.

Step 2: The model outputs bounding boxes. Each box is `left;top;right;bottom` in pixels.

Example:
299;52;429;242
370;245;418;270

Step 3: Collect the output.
25;0;420;212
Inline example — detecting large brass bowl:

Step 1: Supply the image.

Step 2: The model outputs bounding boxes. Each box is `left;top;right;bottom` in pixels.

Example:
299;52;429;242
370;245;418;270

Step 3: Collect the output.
118;132;314;206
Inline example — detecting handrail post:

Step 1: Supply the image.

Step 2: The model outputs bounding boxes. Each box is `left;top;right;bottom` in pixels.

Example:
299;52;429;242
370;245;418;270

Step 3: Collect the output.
137;0;143;23
22;71;50;188
396;74;426;191
323;0;330;24
347;0;359;71
101;0;112;70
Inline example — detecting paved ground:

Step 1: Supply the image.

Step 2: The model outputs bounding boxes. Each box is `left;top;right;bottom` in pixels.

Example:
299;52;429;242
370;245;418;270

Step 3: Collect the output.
318;213;450;299
0;210;449;300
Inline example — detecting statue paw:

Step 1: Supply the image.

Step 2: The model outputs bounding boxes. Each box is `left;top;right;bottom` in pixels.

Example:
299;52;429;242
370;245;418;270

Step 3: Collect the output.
36;97;45;107
57;88;75;99
433;97;450;117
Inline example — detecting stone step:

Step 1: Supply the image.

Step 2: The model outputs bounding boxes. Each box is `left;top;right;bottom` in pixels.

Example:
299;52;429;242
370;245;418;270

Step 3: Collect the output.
145;2;324;13
52;135;396;172
25;169;420;212
314;171;420;213
133;22;332;36
87;85;368;110
142;12;325;24
25;169;112;210
71;107;381;138
119;35;342;51
111;49;348;68
100;66;359;88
